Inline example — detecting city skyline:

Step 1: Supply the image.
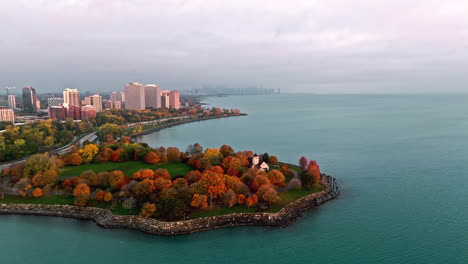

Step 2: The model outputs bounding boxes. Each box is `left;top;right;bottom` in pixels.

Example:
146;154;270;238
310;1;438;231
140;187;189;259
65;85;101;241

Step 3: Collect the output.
1;1;467;93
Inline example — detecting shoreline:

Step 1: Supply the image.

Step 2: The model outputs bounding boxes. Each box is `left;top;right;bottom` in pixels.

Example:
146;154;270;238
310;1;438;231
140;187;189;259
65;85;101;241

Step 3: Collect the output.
130;113;247;138
0;175;339;236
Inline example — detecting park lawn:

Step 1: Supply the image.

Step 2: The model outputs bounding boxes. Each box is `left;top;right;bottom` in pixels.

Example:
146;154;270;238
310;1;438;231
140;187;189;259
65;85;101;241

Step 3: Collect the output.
0;195;74;205
60;161;193;179
268;185;325;212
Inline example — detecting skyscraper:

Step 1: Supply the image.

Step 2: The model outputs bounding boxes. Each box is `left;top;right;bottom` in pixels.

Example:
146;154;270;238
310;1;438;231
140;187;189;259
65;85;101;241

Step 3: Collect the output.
169;90;180;109
8;95;16;109
63;88;81;107
144;84;161;109
22;86;37;113
124;83;145;110
48;97;63;107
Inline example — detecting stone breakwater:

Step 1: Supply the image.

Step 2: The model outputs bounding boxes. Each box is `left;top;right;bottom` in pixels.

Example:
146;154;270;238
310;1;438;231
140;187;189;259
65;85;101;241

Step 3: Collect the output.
0;175;339;236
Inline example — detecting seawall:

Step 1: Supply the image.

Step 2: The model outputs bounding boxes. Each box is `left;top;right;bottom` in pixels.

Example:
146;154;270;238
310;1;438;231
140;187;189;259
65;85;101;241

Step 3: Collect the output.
0;175;339;236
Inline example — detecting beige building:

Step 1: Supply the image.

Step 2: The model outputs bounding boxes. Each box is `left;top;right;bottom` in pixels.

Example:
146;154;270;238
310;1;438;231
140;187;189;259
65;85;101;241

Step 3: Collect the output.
124;83;145;110
169;90;180;109
0;107;15;123
8;95;16;109
86;94;103;112
63;88;81;107
144;84;161;109
110;92;125;103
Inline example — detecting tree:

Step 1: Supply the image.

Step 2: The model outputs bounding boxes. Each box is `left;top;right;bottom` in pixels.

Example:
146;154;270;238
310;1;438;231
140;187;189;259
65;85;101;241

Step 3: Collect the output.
103;192;113;202
139;202;157;217
262;187;280;204
31;169;59;187
97;123;122;140
23;153;52;178
204;148;223;165
73;183;91;206
186;143;203;155
68;153;83;166
154;168;171;180
237;194;246;205
185;170;202;184
99;147;113;162
299;156;308;171
251;174;270;191
246;194;258;207
267;170;286;187
32;188;43;198
269;155;279;165
157;198;187;220
223;189;237;207
220;145;234;157
191;194;209;209
262;153;270;163
109;170;126;189
167;147;181;162
307;160;321;185
78;144;99;164
122;196;137;212
144;151;160;164
95;190;105;201
133;169;155;180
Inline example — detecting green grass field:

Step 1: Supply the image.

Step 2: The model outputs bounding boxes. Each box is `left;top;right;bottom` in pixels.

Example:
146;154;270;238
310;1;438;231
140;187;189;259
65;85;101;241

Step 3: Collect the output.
60;161;193;178
0;195;74;205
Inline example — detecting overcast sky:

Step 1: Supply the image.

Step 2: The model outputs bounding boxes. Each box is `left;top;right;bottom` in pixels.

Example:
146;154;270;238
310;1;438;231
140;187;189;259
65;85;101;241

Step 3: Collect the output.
1;0;468;93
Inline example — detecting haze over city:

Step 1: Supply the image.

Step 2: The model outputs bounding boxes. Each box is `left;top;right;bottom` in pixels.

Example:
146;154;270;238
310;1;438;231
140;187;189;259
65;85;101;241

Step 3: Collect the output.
1;0;468;93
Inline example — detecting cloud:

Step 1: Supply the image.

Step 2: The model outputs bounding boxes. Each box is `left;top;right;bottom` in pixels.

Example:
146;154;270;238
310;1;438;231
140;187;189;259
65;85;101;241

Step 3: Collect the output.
0;0;467;93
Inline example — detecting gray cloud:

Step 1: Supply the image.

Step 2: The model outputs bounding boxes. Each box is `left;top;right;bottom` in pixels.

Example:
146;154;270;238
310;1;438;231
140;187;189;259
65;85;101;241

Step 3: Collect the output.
1;0;467;93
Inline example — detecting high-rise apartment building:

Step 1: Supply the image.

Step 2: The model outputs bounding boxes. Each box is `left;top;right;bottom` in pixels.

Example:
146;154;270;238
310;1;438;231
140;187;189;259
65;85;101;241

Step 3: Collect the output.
169;90;180;109
124;83;145;110
85;94;102;112
144;84;161;109
22;86;37;112
8;95;16;109
0;107;15;123
63;88;81;107
110;92;125;103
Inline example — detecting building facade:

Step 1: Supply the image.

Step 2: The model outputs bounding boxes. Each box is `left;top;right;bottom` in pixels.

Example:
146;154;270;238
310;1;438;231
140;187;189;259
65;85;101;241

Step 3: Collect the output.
124;83;145;110
22;86;37;113
169;90;180;109
48;106;67;120
63;88;81;107
86;94;102;112
144;84;161;109
110;92;125;103
81;105;96;120
8;95;16;109
68;105;81;120
0;107;15;123
48;97;63;107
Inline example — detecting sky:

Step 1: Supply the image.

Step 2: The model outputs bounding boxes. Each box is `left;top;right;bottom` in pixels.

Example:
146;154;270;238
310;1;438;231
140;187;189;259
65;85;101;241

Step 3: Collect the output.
1;0;468;93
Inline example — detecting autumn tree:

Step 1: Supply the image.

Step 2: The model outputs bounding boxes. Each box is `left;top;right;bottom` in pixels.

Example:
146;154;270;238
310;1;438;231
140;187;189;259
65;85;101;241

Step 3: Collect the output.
95;190;105;201
269;155;279;165
267;170;286;187
31;169;59;187
190;194;208;209
154;168;171;180
133;169;155;180
220;145;234;157
186;143;203;155
144;151;160;164
32;187;43;198
262;187;280;204
68;153;83;166
251;174;270;191
307;160;321;185
99;147;113;162
78;144;99;164
109;170;126;189
139;202;157;217
103;192;113;202
167;147;181;162
185;170;202;184
223;189;237;207
237;194;246;205
299;156;308;171
245;194;258;207
204;148;223;165
73;183;91;206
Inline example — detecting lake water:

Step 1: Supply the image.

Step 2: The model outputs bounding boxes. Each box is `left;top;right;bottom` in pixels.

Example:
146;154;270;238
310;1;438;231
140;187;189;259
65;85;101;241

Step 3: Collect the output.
2;94;468;263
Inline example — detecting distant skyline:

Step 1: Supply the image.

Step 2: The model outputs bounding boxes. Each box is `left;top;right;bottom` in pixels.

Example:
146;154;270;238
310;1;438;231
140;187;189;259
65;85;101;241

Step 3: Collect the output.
1;0;468;93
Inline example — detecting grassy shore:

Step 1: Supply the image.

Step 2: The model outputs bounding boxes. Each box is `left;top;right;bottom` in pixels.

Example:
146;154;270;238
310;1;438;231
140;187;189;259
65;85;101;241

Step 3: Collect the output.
60;161;193;178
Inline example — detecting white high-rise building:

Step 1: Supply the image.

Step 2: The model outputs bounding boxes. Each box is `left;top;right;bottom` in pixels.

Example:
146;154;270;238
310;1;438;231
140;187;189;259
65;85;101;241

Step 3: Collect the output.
144;84;161;109
8;95;16;109
0;107;14;123
85;94;103;112
63;88;81;107
124;83;145;110
110;92;125;103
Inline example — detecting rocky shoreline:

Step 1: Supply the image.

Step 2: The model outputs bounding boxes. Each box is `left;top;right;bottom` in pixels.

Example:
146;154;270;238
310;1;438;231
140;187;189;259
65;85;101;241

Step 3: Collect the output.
0;174;339;236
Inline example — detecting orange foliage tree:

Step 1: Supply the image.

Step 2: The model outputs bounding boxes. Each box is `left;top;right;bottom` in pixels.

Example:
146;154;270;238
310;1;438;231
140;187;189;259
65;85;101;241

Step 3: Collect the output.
68;153;83;166
144;151;160;164
73;183;91;206
154;168;171;180
267;170;286;187
32;187;43;198
167;147;181;162
269;155;279;165
139;202;157;217
190;194;208;209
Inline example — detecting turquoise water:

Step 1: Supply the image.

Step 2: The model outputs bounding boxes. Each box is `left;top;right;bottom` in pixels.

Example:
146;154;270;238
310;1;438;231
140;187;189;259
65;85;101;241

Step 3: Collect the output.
2;94;468;263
